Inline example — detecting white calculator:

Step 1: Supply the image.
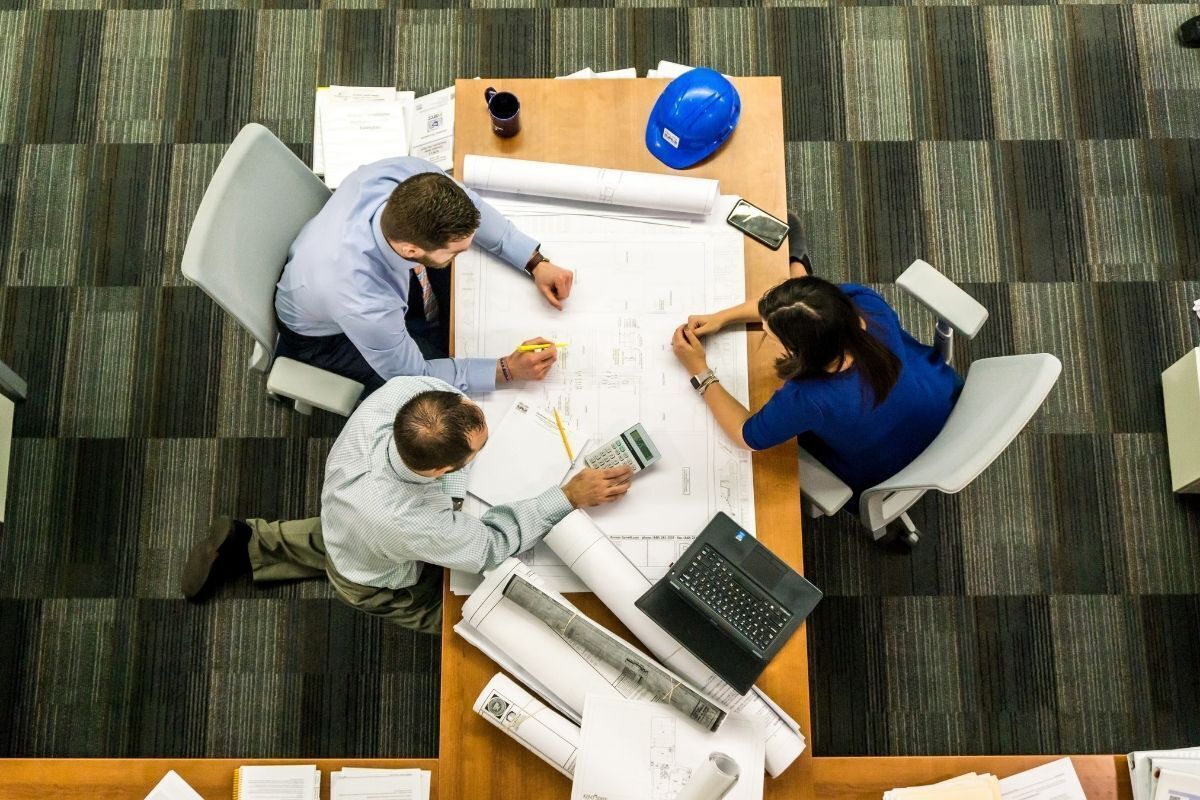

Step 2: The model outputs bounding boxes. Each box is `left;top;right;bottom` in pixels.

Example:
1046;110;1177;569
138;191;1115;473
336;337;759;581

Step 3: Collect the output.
584;423;662;473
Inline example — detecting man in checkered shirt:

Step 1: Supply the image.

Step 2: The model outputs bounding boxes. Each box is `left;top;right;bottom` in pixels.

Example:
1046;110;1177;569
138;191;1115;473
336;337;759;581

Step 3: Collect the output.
181;376;632;634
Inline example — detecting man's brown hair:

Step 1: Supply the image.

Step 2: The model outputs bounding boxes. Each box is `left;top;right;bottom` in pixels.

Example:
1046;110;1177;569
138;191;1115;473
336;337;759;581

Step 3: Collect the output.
393;390;487;472
380;173;481;251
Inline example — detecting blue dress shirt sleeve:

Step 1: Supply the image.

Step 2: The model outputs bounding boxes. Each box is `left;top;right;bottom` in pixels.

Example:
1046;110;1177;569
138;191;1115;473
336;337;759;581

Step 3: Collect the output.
461;184;540;271
337;305;497;392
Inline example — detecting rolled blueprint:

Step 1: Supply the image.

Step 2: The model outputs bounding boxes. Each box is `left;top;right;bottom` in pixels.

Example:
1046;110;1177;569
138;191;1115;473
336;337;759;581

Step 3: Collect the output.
676;753;741;800
462;155;720;216
502;575;727;732
473;673;581;777
543;510;806;778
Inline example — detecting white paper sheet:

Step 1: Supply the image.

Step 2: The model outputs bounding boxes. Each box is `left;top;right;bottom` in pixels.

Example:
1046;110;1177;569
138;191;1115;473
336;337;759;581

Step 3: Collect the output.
1152;760;1200;800
542;510;804;778
452;195;755;595
571;695;764;800
338;767;430;799
473;672;582;777
462;155;720;216
144;771;205;800
321;100;410;189
595;67;637;78
558;68;596;79
409;86;455;171
330;772;423;800
467;400;579;507
313;86;400;176
998;758;1085;800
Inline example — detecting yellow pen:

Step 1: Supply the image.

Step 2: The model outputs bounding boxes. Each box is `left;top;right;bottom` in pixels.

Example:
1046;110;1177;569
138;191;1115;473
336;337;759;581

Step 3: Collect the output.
552;409;574;461
517;342;569;352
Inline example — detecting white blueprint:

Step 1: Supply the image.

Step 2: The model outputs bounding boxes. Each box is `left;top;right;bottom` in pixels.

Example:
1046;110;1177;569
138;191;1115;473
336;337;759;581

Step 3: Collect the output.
453;198;756;593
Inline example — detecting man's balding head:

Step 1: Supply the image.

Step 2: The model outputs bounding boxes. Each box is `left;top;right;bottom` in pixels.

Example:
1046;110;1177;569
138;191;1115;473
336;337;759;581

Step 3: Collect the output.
393;391;488;473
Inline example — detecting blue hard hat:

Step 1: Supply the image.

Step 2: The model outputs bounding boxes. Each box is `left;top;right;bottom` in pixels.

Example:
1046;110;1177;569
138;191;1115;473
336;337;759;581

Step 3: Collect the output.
645;68;741;170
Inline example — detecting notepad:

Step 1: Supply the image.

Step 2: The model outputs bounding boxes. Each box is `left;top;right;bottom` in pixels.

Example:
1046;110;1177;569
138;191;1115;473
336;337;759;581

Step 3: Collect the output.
331;767;430;800
467;401;584;507
232;765;319;800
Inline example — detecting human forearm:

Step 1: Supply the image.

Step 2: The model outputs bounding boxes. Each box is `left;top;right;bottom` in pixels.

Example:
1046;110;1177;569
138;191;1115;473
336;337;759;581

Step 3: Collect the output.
701;382;752;449
717;299;761;326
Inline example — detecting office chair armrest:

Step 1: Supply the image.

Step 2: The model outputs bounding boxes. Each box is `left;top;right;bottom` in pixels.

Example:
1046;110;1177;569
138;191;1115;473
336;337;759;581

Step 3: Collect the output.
267;358;364;417
896;260;988;339
798;446;853;517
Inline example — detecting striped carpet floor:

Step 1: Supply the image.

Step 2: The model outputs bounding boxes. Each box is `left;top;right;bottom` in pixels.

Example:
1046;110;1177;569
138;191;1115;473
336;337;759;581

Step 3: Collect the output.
0;2;1198;759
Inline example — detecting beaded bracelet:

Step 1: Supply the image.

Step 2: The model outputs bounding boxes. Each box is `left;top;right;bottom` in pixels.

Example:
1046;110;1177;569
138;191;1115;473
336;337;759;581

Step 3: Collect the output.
499;356;513;383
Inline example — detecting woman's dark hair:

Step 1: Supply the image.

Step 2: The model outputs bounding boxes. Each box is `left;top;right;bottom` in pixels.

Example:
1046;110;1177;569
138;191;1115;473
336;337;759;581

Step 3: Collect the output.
757;277;901;407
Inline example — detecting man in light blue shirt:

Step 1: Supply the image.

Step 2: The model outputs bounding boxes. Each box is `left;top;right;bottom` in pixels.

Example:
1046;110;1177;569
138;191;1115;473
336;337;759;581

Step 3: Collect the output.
275;156;575;394
181;376;633;634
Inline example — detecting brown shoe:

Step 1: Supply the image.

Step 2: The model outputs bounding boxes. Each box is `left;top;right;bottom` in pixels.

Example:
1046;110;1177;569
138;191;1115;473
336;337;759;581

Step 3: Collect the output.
181;516;253;602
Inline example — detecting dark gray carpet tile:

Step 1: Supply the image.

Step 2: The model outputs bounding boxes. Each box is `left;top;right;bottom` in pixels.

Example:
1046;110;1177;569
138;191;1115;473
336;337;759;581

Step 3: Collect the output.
771;9;845;142
1140;595;1200;747
169;10;258;144
840;142;927;283
995;140;1088;282
1033;433;1129;595
0;287;70;437
1095;280;1200;434
1065;6;1147;141
1113;435;1200;594
983;7;1071;141
138;286;223;438
18;10;104;143
57;287;144;438
912;7;993;142
0;438;144;598
318;10;396;86
802;490;967;597
806;596;889;755
1049;595;1155;753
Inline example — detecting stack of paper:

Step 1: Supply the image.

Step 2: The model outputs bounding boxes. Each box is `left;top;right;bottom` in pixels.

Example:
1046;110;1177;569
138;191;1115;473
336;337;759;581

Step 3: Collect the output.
1128;746;1200;800
330;767;431;799
466;400;581;507
884;772;1000;800
233;765;320;800
313;84;455;188
885;758;1089;800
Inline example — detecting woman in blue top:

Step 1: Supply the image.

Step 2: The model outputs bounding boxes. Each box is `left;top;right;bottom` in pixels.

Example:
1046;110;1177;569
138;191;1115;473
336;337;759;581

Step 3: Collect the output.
671;223;963;519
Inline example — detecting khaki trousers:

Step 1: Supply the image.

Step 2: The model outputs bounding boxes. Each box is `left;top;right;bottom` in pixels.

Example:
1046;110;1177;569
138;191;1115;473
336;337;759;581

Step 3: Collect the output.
246;517;443;635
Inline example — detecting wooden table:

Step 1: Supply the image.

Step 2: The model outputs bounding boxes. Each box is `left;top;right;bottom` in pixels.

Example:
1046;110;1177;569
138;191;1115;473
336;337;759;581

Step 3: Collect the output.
438;76;808;800
0;77;1136;800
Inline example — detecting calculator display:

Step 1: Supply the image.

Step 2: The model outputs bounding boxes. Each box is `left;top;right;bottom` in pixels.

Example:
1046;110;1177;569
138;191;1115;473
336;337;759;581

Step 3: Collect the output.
628;429;654;461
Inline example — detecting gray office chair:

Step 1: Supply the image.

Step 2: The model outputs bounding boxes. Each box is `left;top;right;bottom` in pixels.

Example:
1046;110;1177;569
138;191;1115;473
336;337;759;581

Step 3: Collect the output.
798;260;1062;546
181;123;364;416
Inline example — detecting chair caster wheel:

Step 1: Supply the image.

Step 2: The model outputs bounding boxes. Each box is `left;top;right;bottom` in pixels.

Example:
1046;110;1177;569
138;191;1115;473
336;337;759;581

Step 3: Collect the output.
901;529;920;547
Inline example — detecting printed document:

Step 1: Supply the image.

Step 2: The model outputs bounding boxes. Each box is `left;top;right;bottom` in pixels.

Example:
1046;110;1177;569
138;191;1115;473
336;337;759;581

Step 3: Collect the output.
998;758;1086;800
467;400;579;507
571;695;765;800
144;771;205;800
321;99;410;189
453;194;755;594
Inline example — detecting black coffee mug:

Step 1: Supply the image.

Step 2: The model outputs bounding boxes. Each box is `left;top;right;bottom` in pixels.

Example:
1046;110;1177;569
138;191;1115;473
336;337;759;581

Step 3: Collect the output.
485;87;521;137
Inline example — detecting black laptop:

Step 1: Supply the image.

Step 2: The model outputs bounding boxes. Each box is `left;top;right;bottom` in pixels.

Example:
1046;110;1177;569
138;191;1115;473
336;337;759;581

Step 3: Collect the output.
635;512;822;695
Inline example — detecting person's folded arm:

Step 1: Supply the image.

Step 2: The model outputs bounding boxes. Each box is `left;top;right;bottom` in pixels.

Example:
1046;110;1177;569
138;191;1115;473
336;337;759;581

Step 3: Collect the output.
741;389;811;452
397;486;575;575
461;184;540;272
338;307;497;392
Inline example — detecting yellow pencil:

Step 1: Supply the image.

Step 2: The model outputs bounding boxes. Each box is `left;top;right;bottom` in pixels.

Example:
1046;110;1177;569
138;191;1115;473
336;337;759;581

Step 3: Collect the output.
517;342;569;352
552;409;574;461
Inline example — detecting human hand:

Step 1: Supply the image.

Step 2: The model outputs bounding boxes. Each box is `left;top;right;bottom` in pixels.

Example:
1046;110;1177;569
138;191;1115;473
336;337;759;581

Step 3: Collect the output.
533;261;574;310
687;312;726;337
671;324;709;375
562;466;633;508
506;338;559;382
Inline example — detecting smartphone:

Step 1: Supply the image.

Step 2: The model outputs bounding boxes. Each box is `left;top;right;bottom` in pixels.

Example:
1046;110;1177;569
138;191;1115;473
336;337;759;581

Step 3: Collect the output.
727;199;790;250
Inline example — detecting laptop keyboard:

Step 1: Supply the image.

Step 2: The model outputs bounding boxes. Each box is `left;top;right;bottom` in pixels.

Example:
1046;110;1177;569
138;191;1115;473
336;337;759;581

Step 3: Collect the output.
676;545;792;651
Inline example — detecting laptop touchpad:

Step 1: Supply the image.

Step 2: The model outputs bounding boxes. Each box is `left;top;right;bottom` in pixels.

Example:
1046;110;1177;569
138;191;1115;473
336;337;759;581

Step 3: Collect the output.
742;546;786;589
